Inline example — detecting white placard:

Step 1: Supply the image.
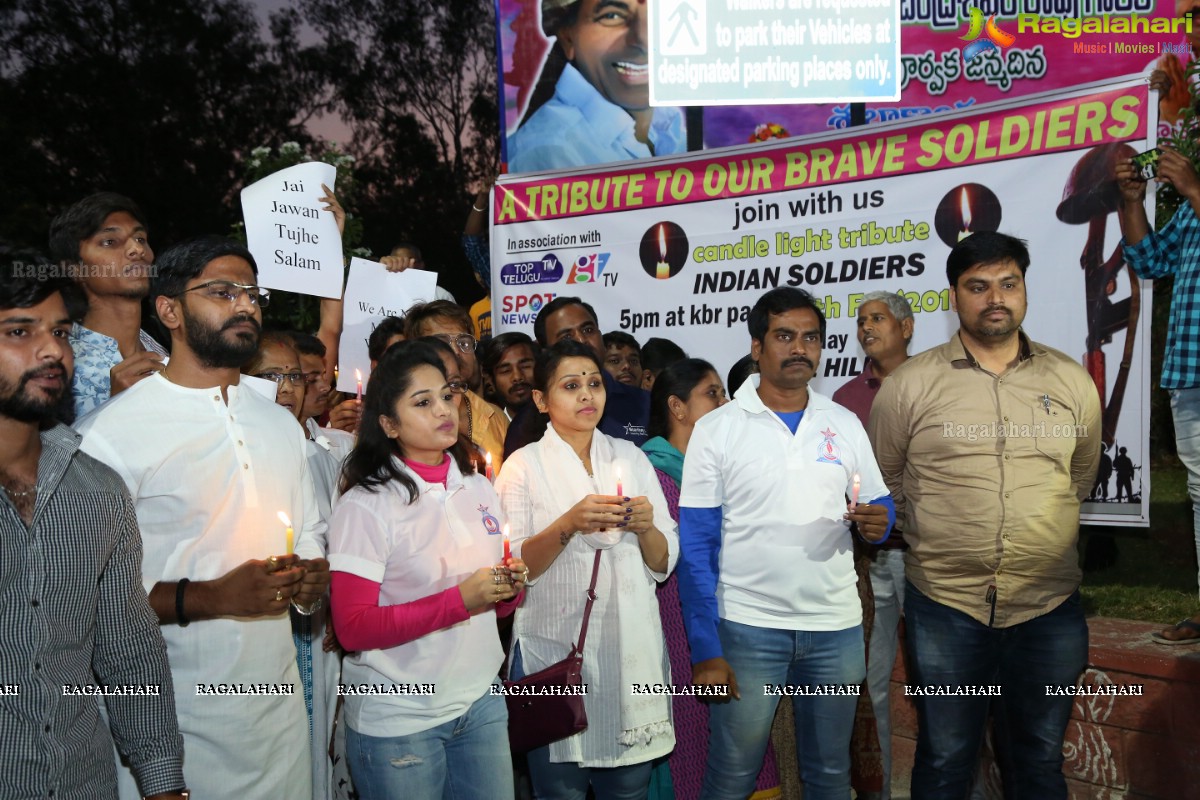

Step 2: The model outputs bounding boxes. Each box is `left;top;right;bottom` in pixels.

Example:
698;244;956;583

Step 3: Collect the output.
335;258;438;394
241;162;344;299
241;373;282;401
649;0;900;106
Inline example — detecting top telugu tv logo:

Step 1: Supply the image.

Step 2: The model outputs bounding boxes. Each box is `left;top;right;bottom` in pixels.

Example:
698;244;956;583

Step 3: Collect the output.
960;8;1015;61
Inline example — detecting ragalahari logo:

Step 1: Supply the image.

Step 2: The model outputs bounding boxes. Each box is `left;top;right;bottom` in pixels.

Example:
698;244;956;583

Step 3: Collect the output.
960;8;1015;61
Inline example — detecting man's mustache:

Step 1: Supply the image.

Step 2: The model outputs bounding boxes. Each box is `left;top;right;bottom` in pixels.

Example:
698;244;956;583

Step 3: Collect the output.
222;315;262;333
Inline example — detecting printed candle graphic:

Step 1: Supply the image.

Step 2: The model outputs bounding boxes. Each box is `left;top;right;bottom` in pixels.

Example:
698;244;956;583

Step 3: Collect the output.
958;188;973;241
934;184;1002;248
639;222;689;280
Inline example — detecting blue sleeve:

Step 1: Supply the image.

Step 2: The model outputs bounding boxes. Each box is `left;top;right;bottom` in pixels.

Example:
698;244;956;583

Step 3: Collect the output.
678;505;724;664
861;494;895;544
1122;204;1190;280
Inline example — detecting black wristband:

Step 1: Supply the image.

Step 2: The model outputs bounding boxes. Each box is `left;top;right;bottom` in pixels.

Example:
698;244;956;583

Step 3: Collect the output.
175;578;191;627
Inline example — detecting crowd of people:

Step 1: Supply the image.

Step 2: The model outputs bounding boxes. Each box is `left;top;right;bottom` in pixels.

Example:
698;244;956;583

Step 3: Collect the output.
3;143;1196;800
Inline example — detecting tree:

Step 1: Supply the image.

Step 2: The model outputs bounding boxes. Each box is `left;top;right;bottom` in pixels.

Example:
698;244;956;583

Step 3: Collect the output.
299;0;500;303
0;0;328;250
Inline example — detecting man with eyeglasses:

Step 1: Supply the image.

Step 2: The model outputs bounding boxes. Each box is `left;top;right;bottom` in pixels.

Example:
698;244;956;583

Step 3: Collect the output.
76;236;328;799
405;300;509;470
287;330;355;462
49;193;168;420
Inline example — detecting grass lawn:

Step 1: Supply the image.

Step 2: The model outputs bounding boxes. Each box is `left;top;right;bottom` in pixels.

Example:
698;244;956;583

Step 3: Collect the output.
1079;459;1198;623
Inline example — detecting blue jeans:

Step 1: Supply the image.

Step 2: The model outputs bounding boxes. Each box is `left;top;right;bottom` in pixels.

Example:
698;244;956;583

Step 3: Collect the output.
905;582;1088;800
346;686;513;800
1171;387;1200;600
510;643;654;800
525;745;653;800
700;620;865;800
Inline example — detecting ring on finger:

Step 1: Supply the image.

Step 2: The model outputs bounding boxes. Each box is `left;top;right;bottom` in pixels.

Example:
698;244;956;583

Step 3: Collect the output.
275;589;283;601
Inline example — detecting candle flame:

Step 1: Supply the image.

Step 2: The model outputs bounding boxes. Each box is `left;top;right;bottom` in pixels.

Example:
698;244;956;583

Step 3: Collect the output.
277;511;292;527
658;225;668;260
503;523;510;539
355;368;362;382
959;187;972;232
485;451;493;466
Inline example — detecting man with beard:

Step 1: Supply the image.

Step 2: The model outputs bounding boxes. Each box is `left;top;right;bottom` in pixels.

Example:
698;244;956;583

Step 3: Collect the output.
76;236;329;799
49;193;167;419
868;232;1100;799
678;287;894;800
481;331;538;420
0;264;186;799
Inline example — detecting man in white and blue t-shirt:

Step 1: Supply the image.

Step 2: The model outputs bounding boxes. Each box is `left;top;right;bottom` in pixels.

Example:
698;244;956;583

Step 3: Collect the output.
678;287;894;800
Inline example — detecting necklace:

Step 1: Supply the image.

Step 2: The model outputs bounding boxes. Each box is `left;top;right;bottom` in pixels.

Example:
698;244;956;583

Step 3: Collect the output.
2;483;37;498
464;396;474;441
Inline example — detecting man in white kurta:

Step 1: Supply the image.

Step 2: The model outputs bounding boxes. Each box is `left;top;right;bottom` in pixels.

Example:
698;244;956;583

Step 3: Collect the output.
77;236;325;799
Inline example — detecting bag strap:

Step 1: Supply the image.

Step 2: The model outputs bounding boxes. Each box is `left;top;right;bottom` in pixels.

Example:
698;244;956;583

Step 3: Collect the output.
569;549;603;658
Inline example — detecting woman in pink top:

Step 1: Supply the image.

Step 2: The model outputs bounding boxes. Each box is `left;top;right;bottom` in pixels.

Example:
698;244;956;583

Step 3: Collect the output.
328;342;526;800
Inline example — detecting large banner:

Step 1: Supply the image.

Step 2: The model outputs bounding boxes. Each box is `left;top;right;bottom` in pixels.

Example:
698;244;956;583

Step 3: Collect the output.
490;76;1154;525
495;0;1183;164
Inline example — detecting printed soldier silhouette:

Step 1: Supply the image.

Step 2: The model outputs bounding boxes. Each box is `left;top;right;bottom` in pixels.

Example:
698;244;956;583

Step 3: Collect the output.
1114;446;1135;501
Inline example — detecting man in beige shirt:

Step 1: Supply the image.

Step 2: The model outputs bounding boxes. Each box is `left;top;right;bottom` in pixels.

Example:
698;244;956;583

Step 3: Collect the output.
868;231;1100;800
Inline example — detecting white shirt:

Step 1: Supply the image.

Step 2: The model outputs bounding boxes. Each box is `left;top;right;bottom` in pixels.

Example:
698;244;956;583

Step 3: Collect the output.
680;375;888;632
306;417;355;467
496;429;678;767
76;372;321;799
329;460;506;737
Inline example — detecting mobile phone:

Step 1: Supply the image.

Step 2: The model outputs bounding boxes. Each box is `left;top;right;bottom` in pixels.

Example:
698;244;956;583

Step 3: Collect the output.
1132;148;1161;181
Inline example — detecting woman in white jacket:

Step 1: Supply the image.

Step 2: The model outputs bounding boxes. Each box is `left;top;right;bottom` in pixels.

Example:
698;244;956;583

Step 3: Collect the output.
496;339;678;800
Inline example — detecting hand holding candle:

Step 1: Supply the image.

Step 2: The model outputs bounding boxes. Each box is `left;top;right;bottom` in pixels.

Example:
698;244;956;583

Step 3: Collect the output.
277;511;294;555
849;473;861;511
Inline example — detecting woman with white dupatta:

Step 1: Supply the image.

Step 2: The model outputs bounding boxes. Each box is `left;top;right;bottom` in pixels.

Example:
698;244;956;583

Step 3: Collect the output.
496;340;678;800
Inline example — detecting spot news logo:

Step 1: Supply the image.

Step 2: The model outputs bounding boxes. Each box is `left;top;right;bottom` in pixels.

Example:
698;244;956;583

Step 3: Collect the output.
960;7;1015;61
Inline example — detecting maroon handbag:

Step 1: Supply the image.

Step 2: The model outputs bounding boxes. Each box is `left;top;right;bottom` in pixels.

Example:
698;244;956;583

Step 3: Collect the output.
503;549;602;754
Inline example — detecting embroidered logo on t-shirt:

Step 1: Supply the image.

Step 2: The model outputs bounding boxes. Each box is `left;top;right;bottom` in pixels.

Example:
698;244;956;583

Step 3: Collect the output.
817;427;843;465
478;505;501;535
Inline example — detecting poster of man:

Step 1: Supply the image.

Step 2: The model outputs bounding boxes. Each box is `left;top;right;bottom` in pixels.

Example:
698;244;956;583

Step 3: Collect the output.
502;0;688;172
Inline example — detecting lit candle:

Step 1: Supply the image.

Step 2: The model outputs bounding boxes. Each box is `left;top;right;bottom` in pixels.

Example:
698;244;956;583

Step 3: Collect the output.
485;451;494;482
616;468;624;498
849;473;861;511
277;511;294;555
655;225;670;279
503;524;512;562
355;369;363;403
